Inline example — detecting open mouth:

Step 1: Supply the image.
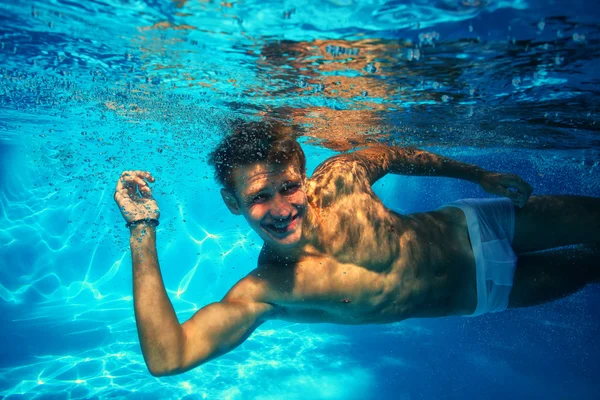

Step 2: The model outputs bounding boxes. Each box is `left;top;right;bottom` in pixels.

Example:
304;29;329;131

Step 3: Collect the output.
264;214;300;235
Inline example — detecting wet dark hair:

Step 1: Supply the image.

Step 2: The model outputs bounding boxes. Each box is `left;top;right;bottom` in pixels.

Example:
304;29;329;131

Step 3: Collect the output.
208;119;306;192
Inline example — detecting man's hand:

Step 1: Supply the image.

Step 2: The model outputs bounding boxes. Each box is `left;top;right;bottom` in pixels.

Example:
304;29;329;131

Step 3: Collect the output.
479;171;533;208
114;170;160;223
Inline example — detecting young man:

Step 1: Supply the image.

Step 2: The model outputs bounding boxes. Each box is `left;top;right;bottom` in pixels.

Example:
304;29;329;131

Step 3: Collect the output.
114;120;599;377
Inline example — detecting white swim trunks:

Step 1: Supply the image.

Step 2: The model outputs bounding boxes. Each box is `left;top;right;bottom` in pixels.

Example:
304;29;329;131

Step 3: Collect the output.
442;198;517;316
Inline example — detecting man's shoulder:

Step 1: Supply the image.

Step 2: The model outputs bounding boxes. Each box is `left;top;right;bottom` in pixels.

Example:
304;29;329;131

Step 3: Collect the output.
310;154;364;183
222;264;291;304
219;270;286;321
308;155;372;205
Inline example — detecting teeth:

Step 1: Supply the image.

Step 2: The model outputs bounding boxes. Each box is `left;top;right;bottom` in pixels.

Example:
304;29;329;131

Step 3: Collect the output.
269;216;296;230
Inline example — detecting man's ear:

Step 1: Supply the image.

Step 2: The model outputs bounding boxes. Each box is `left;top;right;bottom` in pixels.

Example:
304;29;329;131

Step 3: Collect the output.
220;188;242;215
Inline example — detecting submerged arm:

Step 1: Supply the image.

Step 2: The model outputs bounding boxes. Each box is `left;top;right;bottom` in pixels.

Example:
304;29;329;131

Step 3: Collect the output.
129;224;184;376
130;226;276;376
324;146;532;206
351;146;485;184
117;170;277;377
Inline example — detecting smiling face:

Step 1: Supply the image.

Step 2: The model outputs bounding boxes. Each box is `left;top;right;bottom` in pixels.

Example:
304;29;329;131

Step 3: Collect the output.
221;161;308;252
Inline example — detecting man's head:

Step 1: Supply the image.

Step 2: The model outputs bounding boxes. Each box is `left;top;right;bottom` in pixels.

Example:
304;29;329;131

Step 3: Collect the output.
208;120;308;250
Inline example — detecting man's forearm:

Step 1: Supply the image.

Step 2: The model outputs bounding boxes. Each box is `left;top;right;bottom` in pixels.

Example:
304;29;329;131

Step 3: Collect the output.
387;146;486;183
130;224;183;375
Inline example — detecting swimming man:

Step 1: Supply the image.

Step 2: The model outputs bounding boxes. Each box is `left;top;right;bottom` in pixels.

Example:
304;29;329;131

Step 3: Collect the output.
114;120;600;376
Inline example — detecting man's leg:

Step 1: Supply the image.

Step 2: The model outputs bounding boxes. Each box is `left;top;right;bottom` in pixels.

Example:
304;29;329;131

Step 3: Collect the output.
513;195;600;254
509;195;600;308
508;244;599;309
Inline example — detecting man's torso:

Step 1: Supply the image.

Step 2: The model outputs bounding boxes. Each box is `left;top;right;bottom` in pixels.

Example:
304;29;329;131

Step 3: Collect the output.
247;160;479;323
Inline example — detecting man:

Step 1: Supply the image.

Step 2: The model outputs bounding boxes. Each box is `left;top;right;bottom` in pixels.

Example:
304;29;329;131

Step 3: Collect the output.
114;120;599;377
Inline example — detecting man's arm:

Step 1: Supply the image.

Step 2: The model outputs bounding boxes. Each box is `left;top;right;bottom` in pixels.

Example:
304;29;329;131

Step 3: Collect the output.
178;277;277;374
116;171;276;376
349;146;484;184
130;224;184;376
130;225;276;376
131;226;274;376
316;146;532;207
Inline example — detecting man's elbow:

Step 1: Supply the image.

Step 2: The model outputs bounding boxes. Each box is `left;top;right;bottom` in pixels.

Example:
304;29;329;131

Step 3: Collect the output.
148;363;188;377
149;367;176;377
145;353;187;377
147;354;207;377
148;366;167;377
144;330;192;377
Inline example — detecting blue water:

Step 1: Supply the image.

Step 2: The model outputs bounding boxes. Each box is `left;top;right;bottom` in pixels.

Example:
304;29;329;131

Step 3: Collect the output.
1;0;599;399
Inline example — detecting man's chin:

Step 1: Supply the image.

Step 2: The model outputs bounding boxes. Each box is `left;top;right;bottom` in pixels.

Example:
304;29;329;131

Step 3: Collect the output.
267;231;302;248
277;237;302;248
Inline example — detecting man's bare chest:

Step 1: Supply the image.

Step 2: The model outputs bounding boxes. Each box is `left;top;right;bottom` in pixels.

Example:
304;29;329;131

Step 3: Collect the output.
261;254;399;324
258;207;476;323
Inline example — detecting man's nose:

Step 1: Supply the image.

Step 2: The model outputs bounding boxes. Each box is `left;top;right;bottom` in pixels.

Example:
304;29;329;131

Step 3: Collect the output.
270;194;294;219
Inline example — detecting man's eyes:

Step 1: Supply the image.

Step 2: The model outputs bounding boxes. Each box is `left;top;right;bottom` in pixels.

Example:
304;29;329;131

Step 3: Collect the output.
252;194;268;203
250;183;301;203
282;183;300;193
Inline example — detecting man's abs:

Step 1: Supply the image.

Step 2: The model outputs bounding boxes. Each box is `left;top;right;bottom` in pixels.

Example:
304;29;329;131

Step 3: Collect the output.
393;207;479;318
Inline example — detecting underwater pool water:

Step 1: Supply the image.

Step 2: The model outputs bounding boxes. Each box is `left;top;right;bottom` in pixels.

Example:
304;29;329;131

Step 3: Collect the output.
0;0;599;399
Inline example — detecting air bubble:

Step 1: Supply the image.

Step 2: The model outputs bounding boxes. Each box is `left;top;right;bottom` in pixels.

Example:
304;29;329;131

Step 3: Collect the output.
537;20;545;32
326;45;358;57
419;31;439;46
364;63;377;73
554;54;563;65
407;48;420;61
